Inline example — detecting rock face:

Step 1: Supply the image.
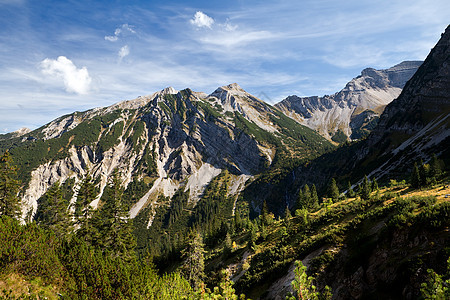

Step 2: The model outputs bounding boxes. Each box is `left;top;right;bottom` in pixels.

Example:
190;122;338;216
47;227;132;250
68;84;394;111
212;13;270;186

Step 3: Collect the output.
275;61;422;141
0;127;31;141
245;26;449;218
361;25;450;180
4;83;332;224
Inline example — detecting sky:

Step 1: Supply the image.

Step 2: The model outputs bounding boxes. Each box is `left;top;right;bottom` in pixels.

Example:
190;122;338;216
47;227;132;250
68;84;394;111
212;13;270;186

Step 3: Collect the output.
0;0;449;133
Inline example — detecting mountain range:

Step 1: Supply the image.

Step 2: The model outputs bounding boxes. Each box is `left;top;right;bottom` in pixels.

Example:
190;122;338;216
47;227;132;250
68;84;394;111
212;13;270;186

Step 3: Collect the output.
0;24;449;300
276;61;422;141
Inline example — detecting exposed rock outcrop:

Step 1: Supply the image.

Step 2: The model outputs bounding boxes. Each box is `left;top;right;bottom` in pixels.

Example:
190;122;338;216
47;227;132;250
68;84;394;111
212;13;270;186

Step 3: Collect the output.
275;61;422;140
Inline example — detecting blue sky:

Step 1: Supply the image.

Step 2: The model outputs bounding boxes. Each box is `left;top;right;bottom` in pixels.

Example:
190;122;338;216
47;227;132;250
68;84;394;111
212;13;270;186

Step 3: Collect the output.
0;0;449;133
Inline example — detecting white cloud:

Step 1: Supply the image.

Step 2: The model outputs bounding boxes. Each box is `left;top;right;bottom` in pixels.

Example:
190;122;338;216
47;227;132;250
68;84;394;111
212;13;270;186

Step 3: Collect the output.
190;11;214;29
118;45;130;61
105;24;136;42
198;30;277;48
105;35;118;42
40;56;92;94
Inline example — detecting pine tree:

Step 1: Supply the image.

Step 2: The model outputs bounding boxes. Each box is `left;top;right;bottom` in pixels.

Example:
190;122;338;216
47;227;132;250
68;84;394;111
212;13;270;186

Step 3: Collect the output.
303;184;312;209
347;181;355;198
96;171;136;260
223;232;232;257
419;159;428;187
360;175;372;200
296;188;305;210
372;177;379;191
284;206;292;230
289;261;332;300
310;184;319;210
429;154;442;185
327;178;339;202
181;231;205;289
261;200;272;225
75;172;97;244
411;162;421;189
35;182;72;238
0;151;21;219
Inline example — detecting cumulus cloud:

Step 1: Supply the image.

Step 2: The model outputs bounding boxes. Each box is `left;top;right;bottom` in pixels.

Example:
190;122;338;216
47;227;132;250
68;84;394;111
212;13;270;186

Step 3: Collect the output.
105;24;136;41
190;11;214;29
40;56;92;94
118;45;130;61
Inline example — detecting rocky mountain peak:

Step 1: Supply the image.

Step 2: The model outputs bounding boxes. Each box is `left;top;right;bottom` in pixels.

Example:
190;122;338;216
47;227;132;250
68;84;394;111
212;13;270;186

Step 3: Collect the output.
159;86;178;95
275;60;422;141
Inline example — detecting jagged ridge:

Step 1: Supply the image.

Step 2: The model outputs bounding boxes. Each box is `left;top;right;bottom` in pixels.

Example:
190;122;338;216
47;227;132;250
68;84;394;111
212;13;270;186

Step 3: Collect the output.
275;61;422;141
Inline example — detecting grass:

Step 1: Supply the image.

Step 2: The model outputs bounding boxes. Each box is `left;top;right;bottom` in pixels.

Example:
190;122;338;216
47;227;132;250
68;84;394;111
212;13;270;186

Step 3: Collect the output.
0;273;62;299
229;178;450;295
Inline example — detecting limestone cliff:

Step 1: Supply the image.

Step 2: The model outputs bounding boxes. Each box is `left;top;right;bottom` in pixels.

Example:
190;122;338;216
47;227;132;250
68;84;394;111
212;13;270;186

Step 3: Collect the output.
275;61;422;141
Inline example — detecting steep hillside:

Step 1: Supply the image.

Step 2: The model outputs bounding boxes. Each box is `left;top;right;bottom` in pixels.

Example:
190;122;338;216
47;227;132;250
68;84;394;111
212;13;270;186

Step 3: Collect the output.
276;61;422;141
0;84;333;226
250;25;450;209
227;179;450;299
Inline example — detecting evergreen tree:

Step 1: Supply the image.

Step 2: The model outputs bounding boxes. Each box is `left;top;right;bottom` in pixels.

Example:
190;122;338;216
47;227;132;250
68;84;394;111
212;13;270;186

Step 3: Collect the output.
296;188;305;210
96;171;136;260
261;200;273;225
327;178;339;202
360;175;372;200
429;154;442;184
35;182;72;238
223;232;232;257
347;181;355;198
248;222;257;249
0;151;21;219
284;206;292;230
419;159;428;187
372;177;379;191
181;231;205;289
303;184;312;209
233;211;242;232
289;261;332;300
310;184;319;210
411;162;421;189
75;172;97;244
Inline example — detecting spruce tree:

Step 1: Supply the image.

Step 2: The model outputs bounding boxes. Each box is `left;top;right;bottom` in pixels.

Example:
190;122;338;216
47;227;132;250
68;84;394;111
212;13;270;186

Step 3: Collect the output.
181;231;205;289
411;162;421;189
35;182;72;238
372;177;379;191
96;171;136;260
296;188;305;211
429;154;442;184
327;178;339;202
347;181;355;198
284;205;292;230
0;151;21;219
303;184;311;209
360;175;372;200
75;172;97;243
419;159;428;187
310;184;319;210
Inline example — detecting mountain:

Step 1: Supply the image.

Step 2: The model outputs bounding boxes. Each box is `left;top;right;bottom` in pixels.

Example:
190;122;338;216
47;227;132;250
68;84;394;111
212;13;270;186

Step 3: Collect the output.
275;61;422;141
0;127;31;141
1;83;333;223
228;25;450;299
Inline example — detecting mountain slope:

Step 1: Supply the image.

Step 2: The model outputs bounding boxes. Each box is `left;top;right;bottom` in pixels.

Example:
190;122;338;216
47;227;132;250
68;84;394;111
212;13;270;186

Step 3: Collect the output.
0;84;333;224
243;26;449;215
275;61;422;141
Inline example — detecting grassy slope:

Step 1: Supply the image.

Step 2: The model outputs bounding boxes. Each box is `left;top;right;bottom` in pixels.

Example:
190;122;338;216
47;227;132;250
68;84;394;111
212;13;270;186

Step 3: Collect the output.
201;178;450;298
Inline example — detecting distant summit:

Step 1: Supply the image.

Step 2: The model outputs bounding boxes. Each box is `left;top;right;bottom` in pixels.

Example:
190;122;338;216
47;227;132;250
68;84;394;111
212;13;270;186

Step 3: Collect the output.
275;61;422;141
